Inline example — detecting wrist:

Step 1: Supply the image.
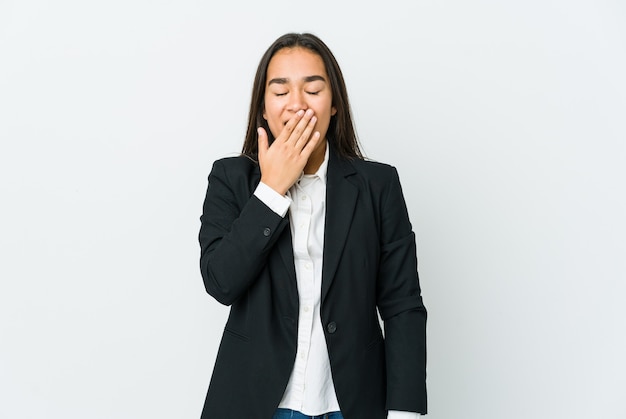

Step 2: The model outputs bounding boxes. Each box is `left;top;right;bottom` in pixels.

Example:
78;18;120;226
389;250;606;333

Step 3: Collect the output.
259;176;291;196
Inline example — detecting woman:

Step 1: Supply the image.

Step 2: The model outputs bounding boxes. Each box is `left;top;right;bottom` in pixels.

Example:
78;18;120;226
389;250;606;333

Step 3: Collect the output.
199;32;427;419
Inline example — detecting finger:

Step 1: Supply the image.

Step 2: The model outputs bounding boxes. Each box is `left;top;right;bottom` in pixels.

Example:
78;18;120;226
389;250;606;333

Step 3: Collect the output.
301;131;322;158
278;110;305;143
294;115;317;150
287;109;314;144
257;127;268;160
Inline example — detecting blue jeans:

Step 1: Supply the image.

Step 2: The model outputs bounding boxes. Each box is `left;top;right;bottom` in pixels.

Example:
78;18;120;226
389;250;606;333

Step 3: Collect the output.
273;408;344;419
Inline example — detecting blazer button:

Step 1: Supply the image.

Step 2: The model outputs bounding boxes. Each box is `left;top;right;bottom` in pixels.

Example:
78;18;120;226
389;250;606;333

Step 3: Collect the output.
263;227;271;237
327;321;337;334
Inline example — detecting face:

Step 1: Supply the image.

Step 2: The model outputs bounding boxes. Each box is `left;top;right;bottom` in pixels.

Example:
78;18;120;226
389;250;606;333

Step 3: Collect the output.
263;47;336;143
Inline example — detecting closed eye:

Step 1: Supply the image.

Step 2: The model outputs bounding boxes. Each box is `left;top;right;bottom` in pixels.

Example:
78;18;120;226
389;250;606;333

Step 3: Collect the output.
307;91;320;95
275;93;287;97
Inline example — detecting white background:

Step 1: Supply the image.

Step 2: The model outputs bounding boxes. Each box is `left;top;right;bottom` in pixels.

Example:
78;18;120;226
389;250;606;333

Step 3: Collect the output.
1;1;625;418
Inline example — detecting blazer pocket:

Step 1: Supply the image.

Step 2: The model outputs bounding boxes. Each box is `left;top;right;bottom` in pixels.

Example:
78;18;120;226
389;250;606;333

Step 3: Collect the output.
224;327;250;342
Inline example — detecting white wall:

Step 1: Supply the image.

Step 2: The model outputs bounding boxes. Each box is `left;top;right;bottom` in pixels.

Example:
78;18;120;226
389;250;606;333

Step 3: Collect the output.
1;1;624;418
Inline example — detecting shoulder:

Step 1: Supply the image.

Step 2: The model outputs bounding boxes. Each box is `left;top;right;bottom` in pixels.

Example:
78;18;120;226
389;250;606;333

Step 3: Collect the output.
332;156;406;204
206;155;261;194
211;154;258;171
347;157;400;183
208;154;259;179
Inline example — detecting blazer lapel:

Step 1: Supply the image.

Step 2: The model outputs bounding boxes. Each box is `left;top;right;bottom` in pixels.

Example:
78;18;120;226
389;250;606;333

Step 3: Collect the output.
322;148;358;302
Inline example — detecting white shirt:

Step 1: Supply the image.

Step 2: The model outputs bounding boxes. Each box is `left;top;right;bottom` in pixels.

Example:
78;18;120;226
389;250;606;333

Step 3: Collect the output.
254;144;419;418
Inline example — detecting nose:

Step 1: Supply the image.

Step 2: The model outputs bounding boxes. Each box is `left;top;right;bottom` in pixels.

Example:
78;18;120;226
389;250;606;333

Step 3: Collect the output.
287;90;307;113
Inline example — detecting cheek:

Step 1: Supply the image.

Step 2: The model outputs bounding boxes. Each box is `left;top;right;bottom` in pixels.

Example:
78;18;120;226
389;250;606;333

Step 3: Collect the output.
263;95;279;118
315;97;334;117
264;109;283;137
315;103;334;124
264;101;281;121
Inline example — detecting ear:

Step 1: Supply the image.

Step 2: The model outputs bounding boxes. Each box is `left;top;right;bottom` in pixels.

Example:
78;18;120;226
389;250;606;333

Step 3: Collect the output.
331;106;337;116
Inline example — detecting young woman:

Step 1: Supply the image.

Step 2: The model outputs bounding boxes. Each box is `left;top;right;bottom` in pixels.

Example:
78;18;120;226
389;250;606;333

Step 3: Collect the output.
199;32;427;419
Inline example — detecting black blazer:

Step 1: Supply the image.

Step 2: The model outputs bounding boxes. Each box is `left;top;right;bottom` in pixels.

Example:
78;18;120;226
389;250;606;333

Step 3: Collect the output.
199;146;427;419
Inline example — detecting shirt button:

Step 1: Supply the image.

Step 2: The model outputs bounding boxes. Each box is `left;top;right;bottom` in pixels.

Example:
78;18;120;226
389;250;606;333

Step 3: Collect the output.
305;263;312;270
303;306;310;312
263;227;271;237
301;196;307;201
327;321;337;334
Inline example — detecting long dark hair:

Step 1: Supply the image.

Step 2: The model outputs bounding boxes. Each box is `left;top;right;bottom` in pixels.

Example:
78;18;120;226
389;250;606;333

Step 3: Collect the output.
241;33;363;159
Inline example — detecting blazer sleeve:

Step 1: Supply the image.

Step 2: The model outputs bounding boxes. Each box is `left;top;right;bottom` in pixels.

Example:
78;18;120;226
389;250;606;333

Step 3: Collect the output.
198;158;289;305
375;167;427;414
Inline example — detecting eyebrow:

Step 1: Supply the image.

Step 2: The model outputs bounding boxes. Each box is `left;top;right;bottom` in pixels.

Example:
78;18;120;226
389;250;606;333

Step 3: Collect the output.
267;75;327;85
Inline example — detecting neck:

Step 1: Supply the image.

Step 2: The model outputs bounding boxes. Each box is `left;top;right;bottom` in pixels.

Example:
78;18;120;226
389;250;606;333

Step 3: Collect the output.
303;140;327;174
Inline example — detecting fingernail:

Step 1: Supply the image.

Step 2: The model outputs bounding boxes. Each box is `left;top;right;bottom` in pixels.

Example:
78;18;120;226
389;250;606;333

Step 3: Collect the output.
257;127;263;135
305;109;314;117
311;116;317;124
297;110;305;116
